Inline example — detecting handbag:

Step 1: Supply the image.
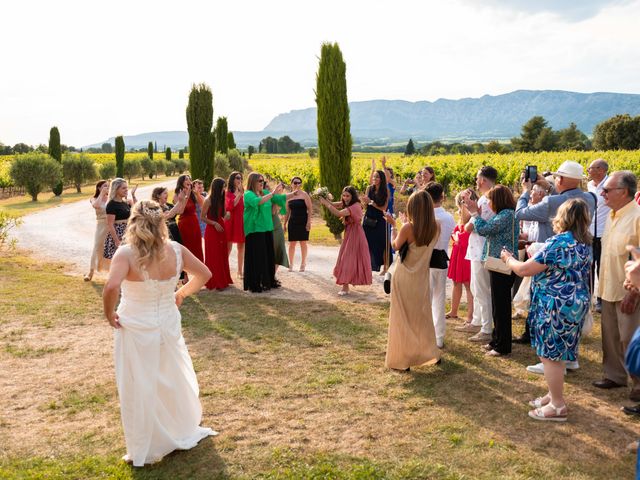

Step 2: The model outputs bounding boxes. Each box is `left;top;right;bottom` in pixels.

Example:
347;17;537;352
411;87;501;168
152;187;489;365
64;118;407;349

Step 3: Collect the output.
482;214;515;274
384;241;410;294
430;249;449;269
582;309;594;336
363;215;378;228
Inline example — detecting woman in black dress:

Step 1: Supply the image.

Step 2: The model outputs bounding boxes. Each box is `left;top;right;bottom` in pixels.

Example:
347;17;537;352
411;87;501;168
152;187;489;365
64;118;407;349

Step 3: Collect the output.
104;178;137;259
285;176;312;272
151;186;187;243
362;169;391;273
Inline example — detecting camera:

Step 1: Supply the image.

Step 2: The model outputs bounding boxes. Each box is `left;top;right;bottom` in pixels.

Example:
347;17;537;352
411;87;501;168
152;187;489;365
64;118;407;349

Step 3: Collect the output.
524;165;538;183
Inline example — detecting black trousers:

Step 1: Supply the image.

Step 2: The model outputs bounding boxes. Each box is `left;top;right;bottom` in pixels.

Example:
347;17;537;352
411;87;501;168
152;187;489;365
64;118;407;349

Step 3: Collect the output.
591;237;602;297
490;270;515;354
243;231;279;292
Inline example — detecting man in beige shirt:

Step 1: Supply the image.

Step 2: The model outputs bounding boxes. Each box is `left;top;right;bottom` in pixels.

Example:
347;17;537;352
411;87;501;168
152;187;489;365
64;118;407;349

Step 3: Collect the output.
593;171;640;400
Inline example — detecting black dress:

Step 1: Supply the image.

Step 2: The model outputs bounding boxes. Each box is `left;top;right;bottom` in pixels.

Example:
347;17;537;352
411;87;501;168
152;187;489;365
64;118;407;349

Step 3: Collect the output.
287;198;309;241
104;200;130;259
163;203;183;244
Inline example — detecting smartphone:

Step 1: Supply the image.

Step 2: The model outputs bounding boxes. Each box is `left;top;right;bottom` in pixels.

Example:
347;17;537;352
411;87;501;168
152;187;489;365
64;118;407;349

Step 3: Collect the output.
525;165;538;183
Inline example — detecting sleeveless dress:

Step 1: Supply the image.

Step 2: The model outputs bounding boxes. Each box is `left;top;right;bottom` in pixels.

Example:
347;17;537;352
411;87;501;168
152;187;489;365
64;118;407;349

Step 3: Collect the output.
447;224;471;283
178;197;204;261
363;203;392;271
104;200;130;260
272;212;290;268
114;242;216;466
287;198;309;241
204;206;233;290
224;191;245;243
89;198;109;272
386;239;441;369
334;204;373;286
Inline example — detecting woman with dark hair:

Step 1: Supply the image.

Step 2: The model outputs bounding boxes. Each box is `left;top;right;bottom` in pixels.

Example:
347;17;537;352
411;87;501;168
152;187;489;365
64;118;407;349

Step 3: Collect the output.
175;174;204;262
85;180;110;281
319;186;372;295
243;172;285;292
201;178;233;290
421;166;436;184
225;171;245;278
151;186;187;244
463;184;519;357
362;169;391;273
104;178;137;261
384;190;441;370
285;176;312;271
501;199;592;421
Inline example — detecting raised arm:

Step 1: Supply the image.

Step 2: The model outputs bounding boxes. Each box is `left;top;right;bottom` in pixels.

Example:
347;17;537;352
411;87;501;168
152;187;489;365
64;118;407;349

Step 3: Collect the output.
319;196;351;218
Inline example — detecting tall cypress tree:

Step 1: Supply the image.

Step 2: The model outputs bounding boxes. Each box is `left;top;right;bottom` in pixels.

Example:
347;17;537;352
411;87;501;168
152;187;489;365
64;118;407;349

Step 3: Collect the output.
227;131;236;150
186;83;215;186
148;141;154;160
316;42;352;238
215;117;229;154
49;126;63;195
115;136;125;178
165;147;172;161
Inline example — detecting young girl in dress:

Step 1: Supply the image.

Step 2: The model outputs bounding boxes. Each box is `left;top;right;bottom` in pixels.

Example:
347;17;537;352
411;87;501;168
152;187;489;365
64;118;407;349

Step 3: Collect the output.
201;178;233;290
446;191;475;321
318;186;372;296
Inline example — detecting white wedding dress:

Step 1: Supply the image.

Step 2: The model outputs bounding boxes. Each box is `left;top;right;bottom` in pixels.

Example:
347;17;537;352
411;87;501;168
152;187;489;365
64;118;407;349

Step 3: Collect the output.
114;241;217;467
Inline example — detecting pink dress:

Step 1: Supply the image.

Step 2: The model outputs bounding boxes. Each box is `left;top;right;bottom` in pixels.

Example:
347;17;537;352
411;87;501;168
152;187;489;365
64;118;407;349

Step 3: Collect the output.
334;204;373;286
447;224;471;283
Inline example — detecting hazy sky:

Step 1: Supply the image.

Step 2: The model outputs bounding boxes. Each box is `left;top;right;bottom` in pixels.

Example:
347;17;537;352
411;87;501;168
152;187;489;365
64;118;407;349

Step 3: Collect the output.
2;0;639;147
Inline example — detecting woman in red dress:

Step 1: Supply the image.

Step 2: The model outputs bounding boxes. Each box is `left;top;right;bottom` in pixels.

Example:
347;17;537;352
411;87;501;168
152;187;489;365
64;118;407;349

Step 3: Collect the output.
446;191;474;321
225;171;245;278
201;178;233;290
175;175;204;262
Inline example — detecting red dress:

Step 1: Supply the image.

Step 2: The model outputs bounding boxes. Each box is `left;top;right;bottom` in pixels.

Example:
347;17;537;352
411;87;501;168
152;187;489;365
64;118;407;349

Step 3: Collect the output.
224;191;245;243
447;224;471;283
334;204;373;286
178;197;204;261
204;205;233;290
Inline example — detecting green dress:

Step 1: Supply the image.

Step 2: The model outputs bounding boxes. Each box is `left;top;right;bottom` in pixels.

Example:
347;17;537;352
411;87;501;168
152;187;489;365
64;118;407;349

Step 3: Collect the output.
272;212;289;268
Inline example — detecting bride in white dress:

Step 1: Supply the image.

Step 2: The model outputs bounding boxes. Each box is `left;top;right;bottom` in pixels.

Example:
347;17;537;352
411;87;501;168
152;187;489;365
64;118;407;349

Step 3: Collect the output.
103;200;217;467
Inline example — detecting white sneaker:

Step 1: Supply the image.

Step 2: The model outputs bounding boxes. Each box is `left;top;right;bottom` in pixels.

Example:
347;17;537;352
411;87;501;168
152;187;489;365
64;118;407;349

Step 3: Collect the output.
526;362;567;375
565;360;579;371
436;339;444;349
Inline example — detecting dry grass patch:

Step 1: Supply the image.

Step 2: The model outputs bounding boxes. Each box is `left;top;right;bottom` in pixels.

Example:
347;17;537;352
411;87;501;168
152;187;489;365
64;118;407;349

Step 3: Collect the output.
1;248;639;479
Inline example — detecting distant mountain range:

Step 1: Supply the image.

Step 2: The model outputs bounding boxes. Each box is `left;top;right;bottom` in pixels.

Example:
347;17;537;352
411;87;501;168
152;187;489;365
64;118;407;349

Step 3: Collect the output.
84;90;640;149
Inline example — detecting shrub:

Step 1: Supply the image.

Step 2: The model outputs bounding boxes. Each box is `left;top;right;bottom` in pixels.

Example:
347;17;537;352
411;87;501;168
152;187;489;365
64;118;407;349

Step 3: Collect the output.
62;153;98;193
123;158;142;182
99;162;117;179
9;152;62;201
0;211;22;245
158;160;173;176
140;156;156;180
173;159;188;174
213;154;231;179
227;149;248;172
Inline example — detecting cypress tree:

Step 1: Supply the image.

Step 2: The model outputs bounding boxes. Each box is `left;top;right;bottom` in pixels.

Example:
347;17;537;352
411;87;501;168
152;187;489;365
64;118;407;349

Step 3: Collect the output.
186;83;215;186
49;126;63;196
316;42;352;238
165;147;172;161
179;149;184;159
115;136;125;178
154;141;158;153
215;117;229;154
227;132;236;150
404;138;415;155
148;141;154;160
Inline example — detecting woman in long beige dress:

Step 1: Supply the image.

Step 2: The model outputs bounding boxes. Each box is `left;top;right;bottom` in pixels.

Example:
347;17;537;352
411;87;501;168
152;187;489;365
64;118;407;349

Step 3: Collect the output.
85;180;110;281
384;190;441;370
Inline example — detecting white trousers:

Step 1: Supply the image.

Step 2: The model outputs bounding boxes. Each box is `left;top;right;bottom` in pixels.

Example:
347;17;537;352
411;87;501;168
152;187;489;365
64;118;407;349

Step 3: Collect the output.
470;260;493;334
430;268;448;346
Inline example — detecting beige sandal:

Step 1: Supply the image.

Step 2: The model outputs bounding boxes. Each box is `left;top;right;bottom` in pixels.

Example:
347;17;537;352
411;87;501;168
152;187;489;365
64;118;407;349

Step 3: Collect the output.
528;403;567;422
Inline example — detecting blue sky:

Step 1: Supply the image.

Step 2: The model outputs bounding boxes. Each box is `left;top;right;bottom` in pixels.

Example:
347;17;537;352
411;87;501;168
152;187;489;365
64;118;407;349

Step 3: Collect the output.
1;0;639;147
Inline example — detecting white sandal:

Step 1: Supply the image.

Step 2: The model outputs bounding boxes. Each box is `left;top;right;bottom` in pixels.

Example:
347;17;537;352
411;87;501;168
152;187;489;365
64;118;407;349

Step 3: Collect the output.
528;395;551;408
528;403;567;422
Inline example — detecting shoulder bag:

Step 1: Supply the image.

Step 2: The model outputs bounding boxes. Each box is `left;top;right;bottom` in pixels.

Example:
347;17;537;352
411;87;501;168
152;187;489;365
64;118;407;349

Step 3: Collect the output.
483;213;515;275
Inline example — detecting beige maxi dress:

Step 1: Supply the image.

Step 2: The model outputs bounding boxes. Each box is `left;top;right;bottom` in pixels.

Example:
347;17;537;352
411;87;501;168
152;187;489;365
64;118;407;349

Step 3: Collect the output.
89;199;110;273
385;239;441;369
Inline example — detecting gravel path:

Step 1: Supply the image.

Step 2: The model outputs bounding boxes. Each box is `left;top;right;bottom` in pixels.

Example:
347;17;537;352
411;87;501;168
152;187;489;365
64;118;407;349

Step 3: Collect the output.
11;180;391;303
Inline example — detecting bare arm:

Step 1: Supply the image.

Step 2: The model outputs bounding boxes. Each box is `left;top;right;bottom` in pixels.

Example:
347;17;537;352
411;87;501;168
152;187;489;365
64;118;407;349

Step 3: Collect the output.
320;197;351;218
500;250;547;277
102;248;130;328
201;199;224;231
391;222;412;251
106;213;120;247
175;245;212;306
304;193;313;231
284;200;291;232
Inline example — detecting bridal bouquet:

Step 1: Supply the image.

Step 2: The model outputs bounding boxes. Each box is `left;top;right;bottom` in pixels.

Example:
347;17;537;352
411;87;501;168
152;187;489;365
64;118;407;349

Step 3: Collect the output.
311;186;333;200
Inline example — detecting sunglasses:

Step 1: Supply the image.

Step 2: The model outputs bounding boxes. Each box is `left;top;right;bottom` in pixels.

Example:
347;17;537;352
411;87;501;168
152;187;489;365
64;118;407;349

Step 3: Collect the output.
258;179;264;183
292;181;302;185
235;176;242;180
602;187;624;194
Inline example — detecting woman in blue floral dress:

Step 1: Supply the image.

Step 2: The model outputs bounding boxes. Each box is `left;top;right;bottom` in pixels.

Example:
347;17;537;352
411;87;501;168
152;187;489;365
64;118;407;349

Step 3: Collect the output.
501;198;592;422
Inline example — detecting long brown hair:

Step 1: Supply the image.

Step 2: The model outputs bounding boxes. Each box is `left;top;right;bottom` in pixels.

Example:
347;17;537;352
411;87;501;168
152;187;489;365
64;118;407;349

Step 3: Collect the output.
228;171;242;193
487;185;516;213
207;178;226;220
93;180;108;198
553;198;593;245
246;172;263;194
406;190;438;247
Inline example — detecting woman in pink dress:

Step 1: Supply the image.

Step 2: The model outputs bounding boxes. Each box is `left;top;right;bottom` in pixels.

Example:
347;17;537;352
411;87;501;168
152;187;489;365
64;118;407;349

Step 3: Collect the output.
175;175;204;262
225;171;245;278
446;191;474;321
201;178;233;290
318;186;372;296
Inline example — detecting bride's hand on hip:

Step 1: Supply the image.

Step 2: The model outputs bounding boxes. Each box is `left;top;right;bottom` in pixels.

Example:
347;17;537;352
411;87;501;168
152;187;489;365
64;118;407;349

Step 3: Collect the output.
175;291;185;308
107;312;121;329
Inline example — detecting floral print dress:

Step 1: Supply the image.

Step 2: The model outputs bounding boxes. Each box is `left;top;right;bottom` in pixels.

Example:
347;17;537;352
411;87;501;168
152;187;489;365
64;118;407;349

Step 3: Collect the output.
528;231;592;361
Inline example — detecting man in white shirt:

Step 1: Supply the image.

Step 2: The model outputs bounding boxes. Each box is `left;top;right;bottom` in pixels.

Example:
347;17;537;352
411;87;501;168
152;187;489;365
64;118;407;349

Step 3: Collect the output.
587;158;610;313
426;182;456;349
455;166;496;343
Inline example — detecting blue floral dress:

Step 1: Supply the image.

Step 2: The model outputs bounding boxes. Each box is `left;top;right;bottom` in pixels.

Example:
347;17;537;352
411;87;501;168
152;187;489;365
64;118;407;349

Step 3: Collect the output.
528;231;592;361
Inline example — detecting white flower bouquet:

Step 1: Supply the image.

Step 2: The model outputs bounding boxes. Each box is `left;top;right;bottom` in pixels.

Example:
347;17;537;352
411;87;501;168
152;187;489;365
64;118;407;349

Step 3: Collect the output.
311;186;333;200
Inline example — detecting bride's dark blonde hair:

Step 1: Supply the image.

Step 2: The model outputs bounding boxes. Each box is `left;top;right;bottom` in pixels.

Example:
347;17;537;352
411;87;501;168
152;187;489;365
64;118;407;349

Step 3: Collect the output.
124;200;168;267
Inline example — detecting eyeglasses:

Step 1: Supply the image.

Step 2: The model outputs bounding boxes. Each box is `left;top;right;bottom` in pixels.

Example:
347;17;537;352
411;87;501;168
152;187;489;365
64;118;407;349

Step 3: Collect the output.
602;187;625;194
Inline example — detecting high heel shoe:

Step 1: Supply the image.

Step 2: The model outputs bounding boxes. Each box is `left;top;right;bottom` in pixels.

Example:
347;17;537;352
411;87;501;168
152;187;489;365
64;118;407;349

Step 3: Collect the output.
299;264;306;272
84;271;93;282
